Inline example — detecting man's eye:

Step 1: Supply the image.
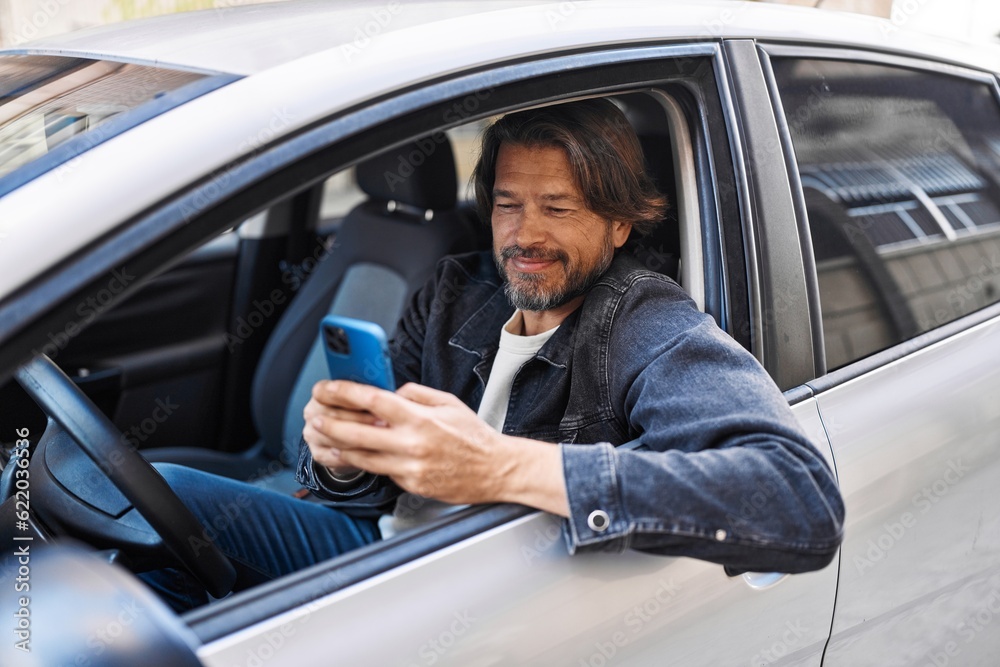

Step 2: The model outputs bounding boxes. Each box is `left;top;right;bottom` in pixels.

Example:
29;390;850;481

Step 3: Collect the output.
548;207;570;215
496;203;518;211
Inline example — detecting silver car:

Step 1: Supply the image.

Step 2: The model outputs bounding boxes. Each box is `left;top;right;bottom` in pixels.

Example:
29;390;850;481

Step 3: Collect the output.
1;2;999;665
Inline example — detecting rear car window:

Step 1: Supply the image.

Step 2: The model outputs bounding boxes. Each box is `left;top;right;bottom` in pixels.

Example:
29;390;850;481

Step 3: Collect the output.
319;119;491;221
0;54;217;186
773;58;1000;370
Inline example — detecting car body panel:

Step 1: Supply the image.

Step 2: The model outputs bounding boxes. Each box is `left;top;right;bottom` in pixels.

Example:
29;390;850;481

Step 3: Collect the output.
813;313;1000;665
1;2;999;664
3;1;1000;302
12;1;1000;78
197;399;837;667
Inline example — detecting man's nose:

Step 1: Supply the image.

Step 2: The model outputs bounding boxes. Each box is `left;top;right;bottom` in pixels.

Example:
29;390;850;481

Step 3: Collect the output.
513;205;547;246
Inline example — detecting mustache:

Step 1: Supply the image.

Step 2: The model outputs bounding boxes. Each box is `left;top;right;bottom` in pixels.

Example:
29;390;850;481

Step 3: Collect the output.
498;245;568;263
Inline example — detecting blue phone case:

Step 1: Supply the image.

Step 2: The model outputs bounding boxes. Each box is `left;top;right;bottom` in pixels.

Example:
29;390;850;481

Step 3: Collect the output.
319;315;395;391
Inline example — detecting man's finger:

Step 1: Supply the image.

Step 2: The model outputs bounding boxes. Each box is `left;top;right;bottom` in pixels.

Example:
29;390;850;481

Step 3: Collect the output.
312;415;412;454
335;447;399;478
310;445;345;469
311;380;361;408
304;403;380;426
311;380;386;410
320;380;424;425
396;382;461;407
303;421;346;453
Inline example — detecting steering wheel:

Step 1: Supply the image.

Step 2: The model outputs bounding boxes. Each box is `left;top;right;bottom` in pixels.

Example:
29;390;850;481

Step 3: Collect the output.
15;355;236;598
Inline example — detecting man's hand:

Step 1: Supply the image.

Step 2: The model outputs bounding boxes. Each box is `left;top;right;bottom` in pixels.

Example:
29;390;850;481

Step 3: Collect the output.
302;380;569;515
302;381;377;479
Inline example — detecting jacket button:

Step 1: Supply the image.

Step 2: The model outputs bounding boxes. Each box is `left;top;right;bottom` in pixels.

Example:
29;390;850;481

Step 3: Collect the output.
588;510;611;532
715;529;727;542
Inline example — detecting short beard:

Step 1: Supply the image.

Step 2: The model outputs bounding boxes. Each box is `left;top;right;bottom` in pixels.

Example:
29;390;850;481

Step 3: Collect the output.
495;229;616;312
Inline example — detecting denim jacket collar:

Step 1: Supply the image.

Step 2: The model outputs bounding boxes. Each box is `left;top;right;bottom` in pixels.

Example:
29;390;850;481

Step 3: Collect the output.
447;268;579;379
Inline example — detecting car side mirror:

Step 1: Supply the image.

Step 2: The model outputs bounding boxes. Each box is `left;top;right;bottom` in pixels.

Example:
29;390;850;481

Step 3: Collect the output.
0;542;203;667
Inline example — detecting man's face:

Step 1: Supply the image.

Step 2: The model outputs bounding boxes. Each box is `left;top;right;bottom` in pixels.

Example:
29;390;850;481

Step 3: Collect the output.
491;142;632;312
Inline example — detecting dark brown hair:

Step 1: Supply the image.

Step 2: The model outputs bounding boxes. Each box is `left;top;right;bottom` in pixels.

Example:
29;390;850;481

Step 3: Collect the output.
472;98;668;237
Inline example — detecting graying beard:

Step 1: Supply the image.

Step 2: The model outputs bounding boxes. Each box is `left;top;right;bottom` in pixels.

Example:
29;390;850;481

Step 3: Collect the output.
502;243;614;312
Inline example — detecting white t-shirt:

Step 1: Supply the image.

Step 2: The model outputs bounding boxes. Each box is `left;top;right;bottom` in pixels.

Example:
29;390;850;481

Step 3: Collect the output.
383;311;559;537
477;311;559;431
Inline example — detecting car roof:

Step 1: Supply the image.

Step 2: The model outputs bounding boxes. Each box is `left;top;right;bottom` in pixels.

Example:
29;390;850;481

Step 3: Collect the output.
4;0;542;75
5;0;1000;76
3;0;1000;312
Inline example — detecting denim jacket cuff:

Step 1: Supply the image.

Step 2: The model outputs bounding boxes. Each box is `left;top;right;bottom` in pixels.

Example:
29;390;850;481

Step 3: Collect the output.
295;440;378;500
560;442;631;554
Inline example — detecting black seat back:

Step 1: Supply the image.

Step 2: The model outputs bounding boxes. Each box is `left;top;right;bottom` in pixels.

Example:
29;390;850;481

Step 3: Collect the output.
251;138;473;464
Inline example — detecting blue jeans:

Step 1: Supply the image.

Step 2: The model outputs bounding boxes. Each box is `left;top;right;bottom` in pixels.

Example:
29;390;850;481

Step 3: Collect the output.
140;464;380;611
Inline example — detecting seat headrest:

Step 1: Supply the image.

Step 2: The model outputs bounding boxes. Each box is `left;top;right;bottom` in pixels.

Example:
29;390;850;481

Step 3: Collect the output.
356;137;458;211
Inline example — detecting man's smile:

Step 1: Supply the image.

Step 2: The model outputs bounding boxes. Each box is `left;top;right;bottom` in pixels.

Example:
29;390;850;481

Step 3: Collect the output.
509;256;558;273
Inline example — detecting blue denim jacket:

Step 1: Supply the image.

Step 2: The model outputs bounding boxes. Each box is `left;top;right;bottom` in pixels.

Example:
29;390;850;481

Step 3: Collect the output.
297;250;844;573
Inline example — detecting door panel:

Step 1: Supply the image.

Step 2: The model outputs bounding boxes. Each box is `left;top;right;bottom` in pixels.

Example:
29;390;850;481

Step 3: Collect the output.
57;232;239;449
767;50;1000;665
816;318;1000;665
198;399;838;667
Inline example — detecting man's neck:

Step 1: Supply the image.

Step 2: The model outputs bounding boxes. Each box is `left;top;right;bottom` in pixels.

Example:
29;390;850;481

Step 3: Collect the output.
513;295;585;336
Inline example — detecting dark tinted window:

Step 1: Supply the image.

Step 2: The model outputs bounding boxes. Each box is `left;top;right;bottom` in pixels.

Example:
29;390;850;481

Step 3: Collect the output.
773;58;1000;369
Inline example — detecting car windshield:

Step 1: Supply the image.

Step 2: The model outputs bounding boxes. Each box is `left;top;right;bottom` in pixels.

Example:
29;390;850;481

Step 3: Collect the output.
0;54;209;181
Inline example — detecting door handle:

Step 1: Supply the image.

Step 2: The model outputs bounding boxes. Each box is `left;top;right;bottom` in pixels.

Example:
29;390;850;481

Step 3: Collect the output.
742;572;789;590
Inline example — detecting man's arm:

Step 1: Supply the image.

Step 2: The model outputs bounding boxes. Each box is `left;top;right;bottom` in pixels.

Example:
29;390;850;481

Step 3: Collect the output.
304;380;569;515
557;278;844;573
304;279;843;574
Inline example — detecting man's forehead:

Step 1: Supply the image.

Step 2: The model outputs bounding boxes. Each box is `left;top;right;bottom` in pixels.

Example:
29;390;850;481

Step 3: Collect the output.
493;187;582;203
494;142;582;194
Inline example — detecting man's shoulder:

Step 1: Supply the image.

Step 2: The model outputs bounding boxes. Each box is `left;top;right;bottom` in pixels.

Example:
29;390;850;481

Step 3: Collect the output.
587;250;711;340
598;250;691;303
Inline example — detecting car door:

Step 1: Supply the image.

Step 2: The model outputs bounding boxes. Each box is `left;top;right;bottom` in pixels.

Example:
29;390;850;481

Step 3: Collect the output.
765;45;1000;665
182;42;840;667
0;54;260;454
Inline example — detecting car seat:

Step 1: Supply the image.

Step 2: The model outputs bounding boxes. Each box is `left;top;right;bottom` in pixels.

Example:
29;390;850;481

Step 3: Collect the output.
146;137;475;493
617;93;680;280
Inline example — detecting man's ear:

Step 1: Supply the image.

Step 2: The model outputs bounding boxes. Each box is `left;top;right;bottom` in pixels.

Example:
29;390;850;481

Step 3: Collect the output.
611;220;633;248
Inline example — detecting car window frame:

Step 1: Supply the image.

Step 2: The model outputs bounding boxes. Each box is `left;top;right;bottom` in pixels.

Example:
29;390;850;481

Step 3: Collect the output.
128;45;741;638
758;42;1000;393
0;40;749;640
0;42;743;377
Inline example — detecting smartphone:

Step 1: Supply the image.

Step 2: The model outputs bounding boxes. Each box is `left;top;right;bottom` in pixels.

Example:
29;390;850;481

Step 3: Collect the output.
320;315;395;390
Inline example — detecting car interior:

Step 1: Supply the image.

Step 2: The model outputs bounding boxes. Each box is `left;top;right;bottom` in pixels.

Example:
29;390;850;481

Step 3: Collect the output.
0;90;688;602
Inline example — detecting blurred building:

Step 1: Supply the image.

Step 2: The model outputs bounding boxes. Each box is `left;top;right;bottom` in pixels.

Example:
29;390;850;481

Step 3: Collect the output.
0;0;996;50
0;0;282;47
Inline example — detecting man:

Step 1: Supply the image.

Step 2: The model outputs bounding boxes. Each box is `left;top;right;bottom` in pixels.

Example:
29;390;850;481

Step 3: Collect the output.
149;99;843;609
297;98;843;566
